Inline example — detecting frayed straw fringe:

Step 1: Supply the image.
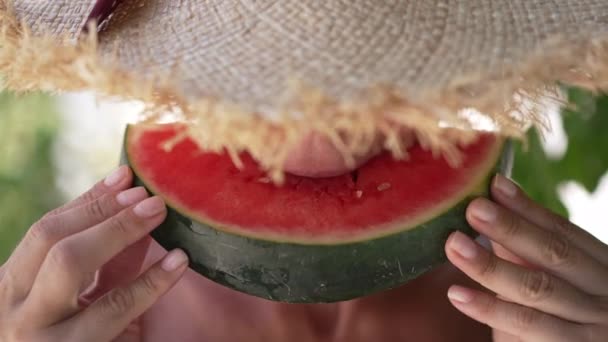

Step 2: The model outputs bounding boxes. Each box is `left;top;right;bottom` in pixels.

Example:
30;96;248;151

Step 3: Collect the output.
1;0;608;183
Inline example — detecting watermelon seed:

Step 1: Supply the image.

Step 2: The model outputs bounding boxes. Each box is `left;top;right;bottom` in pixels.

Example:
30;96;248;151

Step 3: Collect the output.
355;190;363;198
257;177;271;184
377;182;391;191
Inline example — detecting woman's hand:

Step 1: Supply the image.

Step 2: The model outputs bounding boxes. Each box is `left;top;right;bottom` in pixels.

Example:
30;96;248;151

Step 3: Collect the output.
0;166;189;342
445;174;608;341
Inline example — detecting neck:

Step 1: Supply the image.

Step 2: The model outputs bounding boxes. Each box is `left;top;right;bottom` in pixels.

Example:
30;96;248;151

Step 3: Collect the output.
264;263;477;340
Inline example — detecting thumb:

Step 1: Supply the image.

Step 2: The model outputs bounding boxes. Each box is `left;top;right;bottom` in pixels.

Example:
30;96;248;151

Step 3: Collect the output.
83;236;152;302
66;249;188;342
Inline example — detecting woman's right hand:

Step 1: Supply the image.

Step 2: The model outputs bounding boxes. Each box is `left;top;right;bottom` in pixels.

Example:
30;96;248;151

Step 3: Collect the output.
0;166;189;342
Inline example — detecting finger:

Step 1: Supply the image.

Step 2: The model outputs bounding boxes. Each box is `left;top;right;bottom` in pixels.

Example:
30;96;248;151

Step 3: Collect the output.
492;330;522;342
466;198;608;295
64;249;188;342
446;231;606;324
491;242;536;269
47;165;133;217
447;285;587;342
57;186;149;230
3;187;148;301
492;174;608;265
82;236;153;302
24;196;167;327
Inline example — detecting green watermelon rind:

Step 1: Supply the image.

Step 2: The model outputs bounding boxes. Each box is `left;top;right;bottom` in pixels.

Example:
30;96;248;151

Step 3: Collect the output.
123;128;513;303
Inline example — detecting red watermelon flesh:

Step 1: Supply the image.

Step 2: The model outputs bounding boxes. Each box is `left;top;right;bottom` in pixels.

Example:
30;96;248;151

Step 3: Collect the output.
124;123;510;302
127;124;502;243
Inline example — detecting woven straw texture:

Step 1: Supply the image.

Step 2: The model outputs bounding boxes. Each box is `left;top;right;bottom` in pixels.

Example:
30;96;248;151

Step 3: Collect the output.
12;0;96;37
97;0;608;111
2;0;608;180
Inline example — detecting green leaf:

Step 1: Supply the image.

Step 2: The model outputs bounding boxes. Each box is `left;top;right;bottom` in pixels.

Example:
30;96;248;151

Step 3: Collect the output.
512;130;569;217
559;90;608;192
512;89;608;218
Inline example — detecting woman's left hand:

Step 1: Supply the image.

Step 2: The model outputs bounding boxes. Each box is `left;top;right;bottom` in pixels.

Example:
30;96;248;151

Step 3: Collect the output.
445;174;608;342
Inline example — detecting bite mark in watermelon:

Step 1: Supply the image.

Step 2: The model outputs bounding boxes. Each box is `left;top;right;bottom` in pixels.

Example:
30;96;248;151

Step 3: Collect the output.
123;124;512;303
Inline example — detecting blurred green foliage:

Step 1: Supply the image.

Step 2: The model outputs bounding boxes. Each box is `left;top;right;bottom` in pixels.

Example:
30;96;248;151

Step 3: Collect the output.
513;89;608;217
0;91;64;262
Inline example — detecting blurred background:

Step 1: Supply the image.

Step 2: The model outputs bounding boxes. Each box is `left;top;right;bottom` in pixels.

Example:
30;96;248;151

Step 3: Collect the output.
0;89;606;263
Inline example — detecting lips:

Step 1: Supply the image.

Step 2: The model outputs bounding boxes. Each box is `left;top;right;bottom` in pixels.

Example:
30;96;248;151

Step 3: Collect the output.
282;129;415;178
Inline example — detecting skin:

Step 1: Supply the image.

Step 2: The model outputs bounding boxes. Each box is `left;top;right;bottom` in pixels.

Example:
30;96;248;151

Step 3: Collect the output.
283;129;415;178
1;140;607;341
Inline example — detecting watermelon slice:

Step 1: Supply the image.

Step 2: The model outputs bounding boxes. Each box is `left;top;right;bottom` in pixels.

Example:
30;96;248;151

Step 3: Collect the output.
123;124;512;303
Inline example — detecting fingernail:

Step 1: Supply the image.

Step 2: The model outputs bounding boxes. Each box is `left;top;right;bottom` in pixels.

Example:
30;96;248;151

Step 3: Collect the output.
494;175;517;198
449;232;478;259
162;249;188;271
448;285;474;303
470;199;498;222
133;196;166;218
116;187;148;206
104;166;127;187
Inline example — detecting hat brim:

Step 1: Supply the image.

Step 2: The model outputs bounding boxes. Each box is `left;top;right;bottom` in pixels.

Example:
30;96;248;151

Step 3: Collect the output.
2;0;608;181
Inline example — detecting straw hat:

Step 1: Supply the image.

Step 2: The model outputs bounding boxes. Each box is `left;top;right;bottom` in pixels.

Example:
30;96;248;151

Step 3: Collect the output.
2;0;608;180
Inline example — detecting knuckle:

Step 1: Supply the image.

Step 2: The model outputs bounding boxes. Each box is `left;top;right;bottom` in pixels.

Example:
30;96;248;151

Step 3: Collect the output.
512;307;540;332
519;271;554;302
501;212;522;239
552;217;579;239
41;207;63;219
477;294;498;317
104;288;136;315
47;242;79;271
108;214;135;237
542;232;574;267
478;254;499;278
27;219;57;245
85;197;109;221
81;186;101;203
139;272;162;297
